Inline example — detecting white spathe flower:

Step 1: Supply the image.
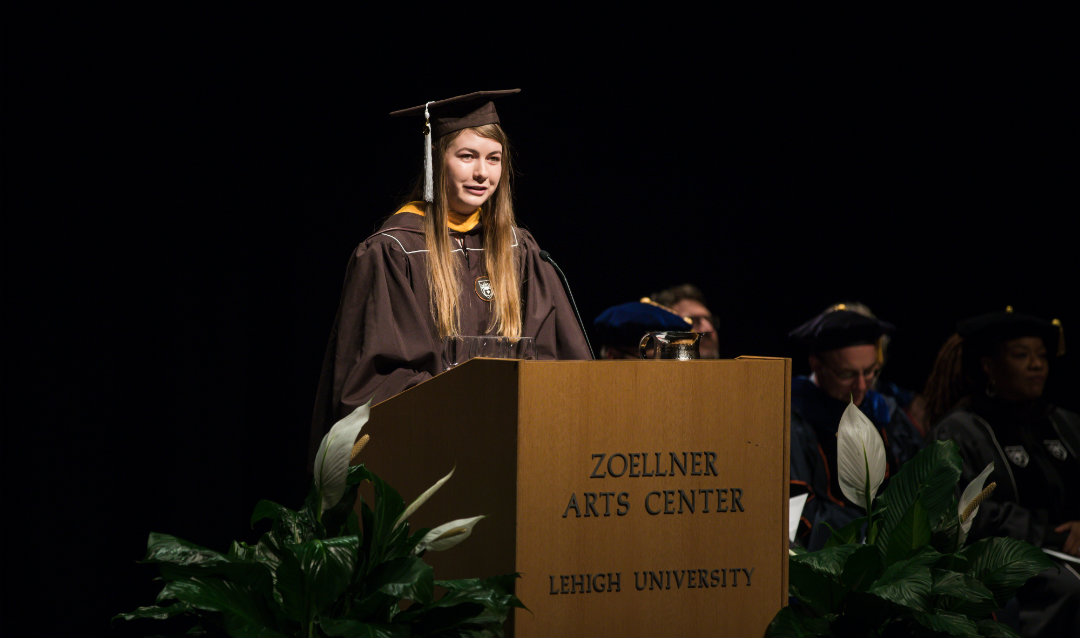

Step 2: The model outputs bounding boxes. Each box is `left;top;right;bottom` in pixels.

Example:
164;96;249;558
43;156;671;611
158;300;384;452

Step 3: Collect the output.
393;466;455;530
313;401;372;515
958;462;995;543
836;398;887;512
413;516;485;554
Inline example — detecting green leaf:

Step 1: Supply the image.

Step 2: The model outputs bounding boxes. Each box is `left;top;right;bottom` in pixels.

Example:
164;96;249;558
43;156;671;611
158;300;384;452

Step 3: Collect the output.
400;577;525;635
156;580;198;604
271;545;308;622
143;532;230;568
866;551;937;612
229;540;257;562
224;612;289;638
396;601;487;635
833;590;897;636
113;601;197;622
910;609;979;636
250;499;291;528
838;544;884;592
881;497;932;564
158;577;285;637
294;536;359;613
369;556;435;604
319;618;404;637
960;537;1056;606
346;509;361;536
228;533;286;575
764;603;833;637
352;465;409;564
930;506;963;555
273;537;359;624
249;499;320;547
321;489;360;537
124;461;531;637
930;568;998;618
345;462;370;485
876;441;962;560
789;545;858;614
142;533;277;599
975;618;1022;637
436;573;528;614
274;552;308;626
822;515;867;548
792;544;859;579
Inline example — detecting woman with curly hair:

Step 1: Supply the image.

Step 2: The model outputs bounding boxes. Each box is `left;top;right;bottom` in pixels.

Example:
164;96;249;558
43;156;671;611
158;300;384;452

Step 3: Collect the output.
926;307;1079;637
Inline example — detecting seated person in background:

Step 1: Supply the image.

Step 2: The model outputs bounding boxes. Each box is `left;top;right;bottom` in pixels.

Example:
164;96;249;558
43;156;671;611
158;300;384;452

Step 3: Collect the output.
787;304;926;550
925;306;1079;638
831;301;929;436
593;299;692;359
649;283;720;358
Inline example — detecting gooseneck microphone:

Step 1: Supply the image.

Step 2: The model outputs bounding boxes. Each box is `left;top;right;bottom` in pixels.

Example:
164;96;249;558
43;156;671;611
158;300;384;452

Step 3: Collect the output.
539;250;595;359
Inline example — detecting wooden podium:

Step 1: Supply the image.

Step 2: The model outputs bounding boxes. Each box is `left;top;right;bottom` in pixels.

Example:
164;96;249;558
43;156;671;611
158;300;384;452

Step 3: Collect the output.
358;357;791;637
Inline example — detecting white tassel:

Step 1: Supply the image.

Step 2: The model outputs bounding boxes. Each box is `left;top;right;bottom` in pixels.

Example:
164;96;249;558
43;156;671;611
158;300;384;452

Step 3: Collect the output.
423;101;434;203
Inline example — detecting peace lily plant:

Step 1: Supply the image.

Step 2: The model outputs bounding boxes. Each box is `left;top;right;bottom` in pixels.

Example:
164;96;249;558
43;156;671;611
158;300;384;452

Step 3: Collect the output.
116;401;524;637
767;399;1054;637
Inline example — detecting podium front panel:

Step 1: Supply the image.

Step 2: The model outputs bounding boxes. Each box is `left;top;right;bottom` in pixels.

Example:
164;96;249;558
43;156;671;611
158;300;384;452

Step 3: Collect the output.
513;358;790;638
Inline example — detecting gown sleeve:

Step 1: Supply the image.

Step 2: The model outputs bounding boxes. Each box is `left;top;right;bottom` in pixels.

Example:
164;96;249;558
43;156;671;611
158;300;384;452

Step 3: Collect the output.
789;413;862;550
308;236;439;466
517;229;594;360
934;416;1050;546
883;399;927;466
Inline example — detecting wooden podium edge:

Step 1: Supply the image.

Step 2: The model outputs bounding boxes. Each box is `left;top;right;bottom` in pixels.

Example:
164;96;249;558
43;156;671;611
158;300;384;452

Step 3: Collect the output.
736;355;792;610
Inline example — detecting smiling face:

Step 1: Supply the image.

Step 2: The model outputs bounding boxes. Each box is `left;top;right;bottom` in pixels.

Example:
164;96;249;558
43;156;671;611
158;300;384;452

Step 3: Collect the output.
442;129;503;215
982;336;1049;401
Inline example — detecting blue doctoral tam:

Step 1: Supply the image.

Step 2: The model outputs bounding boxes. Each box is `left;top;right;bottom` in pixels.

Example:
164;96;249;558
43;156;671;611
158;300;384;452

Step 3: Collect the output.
594;300;693;348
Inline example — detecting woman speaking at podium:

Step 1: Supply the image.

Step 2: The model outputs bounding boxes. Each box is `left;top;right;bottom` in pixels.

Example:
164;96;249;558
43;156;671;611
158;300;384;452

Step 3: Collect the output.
308;89;593;462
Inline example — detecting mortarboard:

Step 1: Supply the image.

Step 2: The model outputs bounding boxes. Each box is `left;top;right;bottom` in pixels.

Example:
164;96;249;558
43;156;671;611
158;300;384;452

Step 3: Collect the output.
788;304;895;354
957;306;1064;357
593;299;693;349
390;89;521;203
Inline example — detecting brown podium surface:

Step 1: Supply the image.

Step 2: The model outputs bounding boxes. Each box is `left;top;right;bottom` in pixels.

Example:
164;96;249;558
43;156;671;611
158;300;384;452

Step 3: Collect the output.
358;357;791;637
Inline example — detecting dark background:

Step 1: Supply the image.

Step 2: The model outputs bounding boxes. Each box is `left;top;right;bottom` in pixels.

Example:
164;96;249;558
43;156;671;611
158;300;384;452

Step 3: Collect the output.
4;10;1077;636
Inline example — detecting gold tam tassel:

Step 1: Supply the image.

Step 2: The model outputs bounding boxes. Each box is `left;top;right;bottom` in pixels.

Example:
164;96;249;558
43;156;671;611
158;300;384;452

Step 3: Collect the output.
639;297;692;325
1053;319;1065;356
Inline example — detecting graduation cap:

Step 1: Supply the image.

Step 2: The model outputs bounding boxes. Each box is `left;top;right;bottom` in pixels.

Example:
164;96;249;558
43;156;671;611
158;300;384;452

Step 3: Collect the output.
390;89;521;203
957;306;1064;357
593;299;693;349
788;304;895;355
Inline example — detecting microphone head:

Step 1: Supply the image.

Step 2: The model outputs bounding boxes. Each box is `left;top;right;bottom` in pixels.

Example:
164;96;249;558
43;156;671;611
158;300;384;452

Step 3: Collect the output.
539;250;552;261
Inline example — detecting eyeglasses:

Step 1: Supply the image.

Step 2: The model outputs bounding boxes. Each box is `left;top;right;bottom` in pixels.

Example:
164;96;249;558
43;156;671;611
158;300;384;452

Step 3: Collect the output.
822;363;881;384
683;314;716;331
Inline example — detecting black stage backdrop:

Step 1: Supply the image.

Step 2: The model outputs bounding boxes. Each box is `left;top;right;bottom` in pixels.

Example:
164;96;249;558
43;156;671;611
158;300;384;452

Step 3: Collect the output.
4;11;1078;636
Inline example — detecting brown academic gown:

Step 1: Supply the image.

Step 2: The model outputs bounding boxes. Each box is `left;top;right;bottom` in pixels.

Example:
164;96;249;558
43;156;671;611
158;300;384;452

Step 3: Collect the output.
308;211;593;466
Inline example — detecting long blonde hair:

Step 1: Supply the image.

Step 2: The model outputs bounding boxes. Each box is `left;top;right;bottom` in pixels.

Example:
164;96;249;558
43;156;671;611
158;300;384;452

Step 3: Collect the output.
413;123;522;339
